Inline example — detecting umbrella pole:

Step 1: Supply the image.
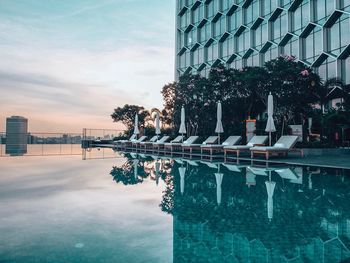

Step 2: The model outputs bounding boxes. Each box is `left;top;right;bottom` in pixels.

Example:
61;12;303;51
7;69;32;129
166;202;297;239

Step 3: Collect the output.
218;134;220;144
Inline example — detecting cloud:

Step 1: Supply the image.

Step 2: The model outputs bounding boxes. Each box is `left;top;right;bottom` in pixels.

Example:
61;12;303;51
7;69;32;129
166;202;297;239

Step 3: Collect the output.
0;0;175;132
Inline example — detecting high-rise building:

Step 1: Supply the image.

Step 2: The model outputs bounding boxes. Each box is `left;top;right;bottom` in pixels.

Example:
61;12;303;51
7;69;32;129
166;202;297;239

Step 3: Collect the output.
5;116;28;156
175;0;350;83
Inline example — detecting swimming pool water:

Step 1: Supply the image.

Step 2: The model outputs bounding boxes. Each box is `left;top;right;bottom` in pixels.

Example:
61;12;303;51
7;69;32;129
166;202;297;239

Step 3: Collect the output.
1;149;350;263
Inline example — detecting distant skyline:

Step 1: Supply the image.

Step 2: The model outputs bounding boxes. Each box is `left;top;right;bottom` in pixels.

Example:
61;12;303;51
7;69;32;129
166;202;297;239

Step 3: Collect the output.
0;0;175;132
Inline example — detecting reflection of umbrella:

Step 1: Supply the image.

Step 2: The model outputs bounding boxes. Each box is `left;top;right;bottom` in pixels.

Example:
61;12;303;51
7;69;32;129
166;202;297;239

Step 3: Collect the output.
178;166;186;195
133;159;139;181
215;164;223;205
133;114;140;137
155;160;161;185
265;173;276;221
155;112;161;138
179;106;186;142
265;93;276;146
215;101;224;144
201;161;218;169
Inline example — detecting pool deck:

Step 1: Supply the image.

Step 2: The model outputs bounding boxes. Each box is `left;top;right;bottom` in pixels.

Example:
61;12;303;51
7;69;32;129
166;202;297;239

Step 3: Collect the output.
91;143;350;169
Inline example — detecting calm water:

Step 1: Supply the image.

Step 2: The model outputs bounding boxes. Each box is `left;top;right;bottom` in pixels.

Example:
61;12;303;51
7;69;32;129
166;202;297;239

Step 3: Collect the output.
1;148;350;263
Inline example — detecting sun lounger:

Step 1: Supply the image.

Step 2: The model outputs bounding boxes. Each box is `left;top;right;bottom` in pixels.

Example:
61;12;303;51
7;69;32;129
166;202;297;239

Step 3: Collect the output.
164;136;199;157
201;136;242;161
138;136;159;152
130;136;147;150
182;136;218;159
224;135;268;161
250;136;302;160
113;134;137;148
151;136;171;153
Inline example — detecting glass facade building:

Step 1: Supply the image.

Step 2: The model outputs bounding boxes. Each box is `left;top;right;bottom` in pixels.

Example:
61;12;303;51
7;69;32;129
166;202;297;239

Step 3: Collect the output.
175;0;350;83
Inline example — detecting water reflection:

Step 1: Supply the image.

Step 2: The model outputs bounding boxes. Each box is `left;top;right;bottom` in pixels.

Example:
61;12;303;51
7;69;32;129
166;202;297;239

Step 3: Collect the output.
111;153;350;262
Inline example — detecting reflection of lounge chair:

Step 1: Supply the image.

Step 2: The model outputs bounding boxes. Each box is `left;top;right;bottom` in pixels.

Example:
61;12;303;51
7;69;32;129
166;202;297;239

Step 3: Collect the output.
139;136;158;152
151;136;171;153
246;166;273;176
200;161;218;169
275;167;303;184
222;163;244;173
164;136;198;157
201;136;242;161
224;136;268;160
182;136;218;159
250;136;303;160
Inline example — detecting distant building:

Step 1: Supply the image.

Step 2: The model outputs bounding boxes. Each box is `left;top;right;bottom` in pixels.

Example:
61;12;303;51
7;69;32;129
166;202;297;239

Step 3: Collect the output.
5;116;28;156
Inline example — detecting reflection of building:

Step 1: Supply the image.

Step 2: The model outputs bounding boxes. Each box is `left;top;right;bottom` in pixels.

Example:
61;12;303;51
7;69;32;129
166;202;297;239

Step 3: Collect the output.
5;116;28;156
175;0;350;83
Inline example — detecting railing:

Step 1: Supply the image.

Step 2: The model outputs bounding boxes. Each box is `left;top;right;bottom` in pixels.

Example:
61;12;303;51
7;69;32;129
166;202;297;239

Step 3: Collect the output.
0;132;83;157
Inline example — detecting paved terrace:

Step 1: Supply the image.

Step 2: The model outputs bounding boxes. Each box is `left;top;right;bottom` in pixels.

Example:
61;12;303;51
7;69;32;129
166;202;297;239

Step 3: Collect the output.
91;143;350;169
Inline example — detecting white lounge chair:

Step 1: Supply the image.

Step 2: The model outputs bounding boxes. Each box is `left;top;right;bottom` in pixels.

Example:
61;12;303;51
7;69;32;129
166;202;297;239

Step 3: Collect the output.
113;134;137;147
130;136;148;150
164;136;199;157
224;135;268;160
201;136;242;161
151;136;171;153
250;135;303;160
182;136;218;159
139;136;159;152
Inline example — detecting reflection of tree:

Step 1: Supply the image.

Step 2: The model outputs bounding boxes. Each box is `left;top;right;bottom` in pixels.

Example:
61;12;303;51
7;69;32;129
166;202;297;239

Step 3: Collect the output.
161;162;350;255
110;158;150;185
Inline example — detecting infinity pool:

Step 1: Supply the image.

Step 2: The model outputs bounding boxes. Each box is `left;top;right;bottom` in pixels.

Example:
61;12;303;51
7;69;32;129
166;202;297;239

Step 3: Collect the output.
1;149;350;262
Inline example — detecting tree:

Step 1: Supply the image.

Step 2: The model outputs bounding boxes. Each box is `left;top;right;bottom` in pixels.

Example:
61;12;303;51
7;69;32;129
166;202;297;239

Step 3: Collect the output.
111;104;150;134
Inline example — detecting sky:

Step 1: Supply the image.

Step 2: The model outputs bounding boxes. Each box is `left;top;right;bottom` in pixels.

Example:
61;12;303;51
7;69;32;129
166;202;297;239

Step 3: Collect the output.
0;0;175;133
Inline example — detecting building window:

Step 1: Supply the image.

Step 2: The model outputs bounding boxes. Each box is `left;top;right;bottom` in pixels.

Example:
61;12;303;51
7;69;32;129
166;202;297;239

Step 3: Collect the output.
304;27;323;64
222;0;233;12
221;36;234;59
207;0;219;19
180;10;191;30
263;0;277;17
345;56;350;84
315;0;335;24
185;28;197;48
254;21;268;50
318;58;337;81
244;0;259;26
283;37;299;57
264;45;278;61
272;12;288;43
293;1;310;34
228;8;242;33
281;0;293;8
214;17;226;38
206;42;219;64
236;29;249;55
328;14;350;56
193;4;204;25
344;0;350;11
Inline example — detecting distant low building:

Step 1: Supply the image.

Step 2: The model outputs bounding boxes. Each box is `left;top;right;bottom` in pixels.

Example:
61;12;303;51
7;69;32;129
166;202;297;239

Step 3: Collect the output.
5;116;28;156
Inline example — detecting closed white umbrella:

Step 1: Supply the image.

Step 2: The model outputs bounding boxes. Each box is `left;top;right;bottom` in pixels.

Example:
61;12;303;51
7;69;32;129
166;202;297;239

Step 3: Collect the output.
265;93;276;146
133;114;140;138
155;112;161;138
179;106;186;142
215;101;224;144
178;167;186;195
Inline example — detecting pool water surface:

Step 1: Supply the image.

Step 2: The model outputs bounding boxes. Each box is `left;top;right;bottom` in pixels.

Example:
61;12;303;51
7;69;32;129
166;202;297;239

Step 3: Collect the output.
1;149;350;263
